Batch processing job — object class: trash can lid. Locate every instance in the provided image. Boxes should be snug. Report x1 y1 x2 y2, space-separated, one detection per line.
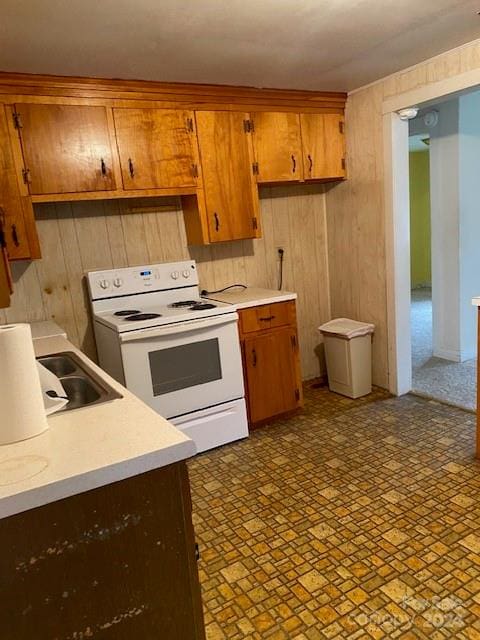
318 318 375 339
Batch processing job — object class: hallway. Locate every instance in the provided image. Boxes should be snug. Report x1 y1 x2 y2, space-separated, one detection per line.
411 288 476 411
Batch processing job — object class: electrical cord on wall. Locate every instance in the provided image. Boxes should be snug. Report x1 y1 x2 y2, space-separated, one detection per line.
201 284 247 297
278 248 284 290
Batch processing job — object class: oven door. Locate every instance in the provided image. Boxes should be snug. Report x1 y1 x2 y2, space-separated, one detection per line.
119 313 244 419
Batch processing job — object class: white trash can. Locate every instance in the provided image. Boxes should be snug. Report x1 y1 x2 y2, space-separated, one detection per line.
319 318 375 399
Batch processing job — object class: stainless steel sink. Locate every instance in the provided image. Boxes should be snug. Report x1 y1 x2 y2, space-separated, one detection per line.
37 351 122 412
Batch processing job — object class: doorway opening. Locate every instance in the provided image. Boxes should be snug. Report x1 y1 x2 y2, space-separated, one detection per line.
407 95 478 411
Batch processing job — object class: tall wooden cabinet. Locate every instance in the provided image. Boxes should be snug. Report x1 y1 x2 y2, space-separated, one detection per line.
194 111 260 242
113 108 200 190
239 300 303 425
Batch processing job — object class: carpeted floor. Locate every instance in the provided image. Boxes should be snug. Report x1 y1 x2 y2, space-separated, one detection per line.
189 385 480 639
411 288 476 411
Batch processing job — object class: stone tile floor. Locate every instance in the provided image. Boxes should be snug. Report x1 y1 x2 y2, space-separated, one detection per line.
188 384 480 639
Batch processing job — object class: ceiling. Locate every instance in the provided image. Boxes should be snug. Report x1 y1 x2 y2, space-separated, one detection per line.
1 1 480 92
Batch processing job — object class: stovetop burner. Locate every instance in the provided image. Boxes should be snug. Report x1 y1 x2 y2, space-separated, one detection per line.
114 309 141 317
190 303 217 311
169 300 198 308
125 313 162 321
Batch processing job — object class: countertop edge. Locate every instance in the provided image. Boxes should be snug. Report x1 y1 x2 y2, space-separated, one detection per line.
0 441 195 520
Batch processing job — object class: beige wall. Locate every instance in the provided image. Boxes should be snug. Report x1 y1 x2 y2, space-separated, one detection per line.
325 39 480 388
0 184 330 380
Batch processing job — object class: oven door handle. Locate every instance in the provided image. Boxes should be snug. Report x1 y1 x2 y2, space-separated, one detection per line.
119 313 238 343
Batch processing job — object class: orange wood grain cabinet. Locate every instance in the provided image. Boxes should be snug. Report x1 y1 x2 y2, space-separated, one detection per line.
251 112 303 183
194 111 260 242
0 107 40 260
14 103 117 195
300 113 346 180
239 301 303 425
0 248 11 308
113 108 200 190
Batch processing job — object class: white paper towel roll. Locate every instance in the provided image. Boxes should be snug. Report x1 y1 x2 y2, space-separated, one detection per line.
0 323 49 445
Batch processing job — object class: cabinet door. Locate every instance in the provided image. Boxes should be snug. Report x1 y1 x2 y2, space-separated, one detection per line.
300 113 346 180
0 245 11 308
15 103 116 194
0 107 39 259
251 112 303 182
244 327 300 423
113 108 199 190
195 111 260 242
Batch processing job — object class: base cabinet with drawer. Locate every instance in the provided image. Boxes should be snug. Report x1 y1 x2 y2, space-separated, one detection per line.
238 300 303 425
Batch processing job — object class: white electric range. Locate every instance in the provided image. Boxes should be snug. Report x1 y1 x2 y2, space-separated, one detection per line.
87 260 248 453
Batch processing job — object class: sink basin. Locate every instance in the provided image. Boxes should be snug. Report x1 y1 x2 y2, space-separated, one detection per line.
37 351 122 413
39 355 76 377
60 376 101 410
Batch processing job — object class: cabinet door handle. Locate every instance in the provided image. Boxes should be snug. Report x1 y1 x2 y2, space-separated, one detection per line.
100 158 107 176
308 154 313 173
259 315 275 321
11 224 19 247
128 158 135 178
291 154 296 174
214 212 220 232
252 348 257 367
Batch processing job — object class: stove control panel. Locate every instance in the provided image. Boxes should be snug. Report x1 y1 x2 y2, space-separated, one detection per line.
87 261 199 300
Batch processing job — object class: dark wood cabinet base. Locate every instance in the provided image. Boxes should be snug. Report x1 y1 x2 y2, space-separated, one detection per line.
0 461 205 640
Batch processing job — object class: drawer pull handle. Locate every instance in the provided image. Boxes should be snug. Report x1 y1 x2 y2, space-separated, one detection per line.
308 154 313 173
100 158 107 176
252 348 257 367
214 212 220 232
259 315 275 321
128 158 135 178
11 224 19 247
291 154 296 173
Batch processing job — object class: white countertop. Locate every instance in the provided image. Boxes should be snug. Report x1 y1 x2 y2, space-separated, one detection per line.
207 287 296 309
0 326 196 519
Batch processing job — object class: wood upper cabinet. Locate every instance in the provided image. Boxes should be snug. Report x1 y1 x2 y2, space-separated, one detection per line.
251 112 303 183
0 246 11 308
194 111 260 242
14 103 116 195
113 108 199 190
300 113 346 180
0 106 40 260
239 300 303 425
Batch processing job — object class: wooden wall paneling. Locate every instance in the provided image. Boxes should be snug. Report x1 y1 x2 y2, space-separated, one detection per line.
103 199 129 268
119 208 150 267
53 202 95 357
286 186 325 379
257 188 279 289
31 204 80 344
4 260 46 324
460 41 480 73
